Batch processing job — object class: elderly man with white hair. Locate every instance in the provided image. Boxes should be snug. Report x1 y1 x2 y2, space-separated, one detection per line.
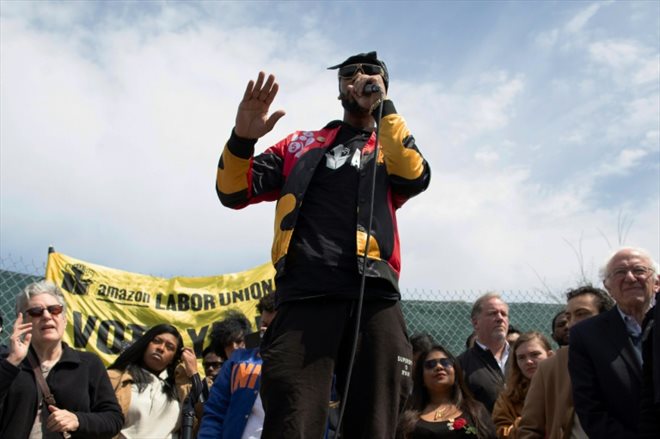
568 247 659 439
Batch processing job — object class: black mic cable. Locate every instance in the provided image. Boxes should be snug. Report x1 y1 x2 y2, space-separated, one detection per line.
335 96 384 438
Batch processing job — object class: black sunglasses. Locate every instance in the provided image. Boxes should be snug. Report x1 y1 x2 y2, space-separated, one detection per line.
203 361 223 369
338 63 384 79
24 304 64 318
424 357 454 370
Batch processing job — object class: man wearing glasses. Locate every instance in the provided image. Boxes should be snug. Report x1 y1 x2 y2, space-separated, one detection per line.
215 51 430 437
568 247 659 439
201 347 223 382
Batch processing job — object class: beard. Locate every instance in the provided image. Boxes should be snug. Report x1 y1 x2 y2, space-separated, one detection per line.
340 93 369 116
492 328 507 342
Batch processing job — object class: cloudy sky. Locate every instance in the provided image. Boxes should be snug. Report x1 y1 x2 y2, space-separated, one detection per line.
1 1 658 301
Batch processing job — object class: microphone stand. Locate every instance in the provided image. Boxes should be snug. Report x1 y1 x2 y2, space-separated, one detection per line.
335 97 384 438
180 373 205 439
180 396 195 439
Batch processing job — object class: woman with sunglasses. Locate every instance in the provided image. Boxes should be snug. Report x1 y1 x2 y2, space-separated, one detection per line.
398 345 496 438
0 280 123 438
492 332 552 438
107 323 199 439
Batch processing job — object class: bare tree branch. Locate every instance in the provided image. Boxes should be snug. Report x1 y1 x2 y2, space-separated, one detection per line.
597 228 613 250
564 232 589 285
527 264 563 303
617 210 634 245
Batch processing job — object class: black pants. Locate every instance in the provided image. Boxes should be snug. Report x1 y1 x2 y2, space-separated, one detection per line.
260 298 413 439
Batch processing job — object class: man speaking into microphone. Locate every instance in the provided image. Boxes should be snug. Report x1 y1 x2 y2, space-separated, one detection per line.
215 51 431 438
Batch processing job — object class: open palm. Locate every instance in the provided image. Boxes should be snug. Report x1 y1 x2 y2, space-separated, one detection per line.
7 313 32 366
234 71 285 139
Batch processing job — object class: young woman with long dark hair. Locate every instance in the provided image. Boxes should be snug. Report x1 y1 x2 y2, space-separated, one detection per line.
398 344 496 438
107 324 198 439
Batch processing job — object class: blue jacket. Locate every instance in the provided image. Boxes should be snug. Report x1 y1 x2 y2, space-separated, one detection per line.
198 348 262 439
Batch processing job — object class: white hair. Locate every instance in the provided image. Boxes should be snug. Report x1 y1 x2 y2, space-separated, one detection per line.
15 280 66 314
599 247 660 281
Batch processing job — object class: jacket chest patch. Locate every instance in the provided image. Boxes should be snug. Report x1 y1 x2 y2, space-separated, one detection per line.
230 363 262 392
325 144 361 170
288 132 317 157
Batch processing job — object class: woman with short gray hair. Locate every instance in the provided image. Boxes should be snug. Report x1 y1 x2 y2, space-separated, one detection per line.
0 280 123 438
14 280 66 316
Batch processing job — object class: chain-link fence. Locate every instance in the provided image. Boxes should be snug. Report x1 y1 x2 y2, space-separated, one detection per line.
0 255 564 357
0 255 47 334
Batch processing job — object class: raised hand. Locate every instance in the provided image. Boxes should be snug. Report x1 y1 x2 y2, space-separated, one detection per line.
235 71 286 139
7 313 32 367
181 347 199 378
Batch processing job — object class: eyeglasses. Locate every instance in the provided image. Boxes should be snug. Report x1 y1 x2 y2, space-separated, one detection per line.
24 304 64 318
607 265 655 281
424 358 454 370
338 63 384 79
203 361 223 369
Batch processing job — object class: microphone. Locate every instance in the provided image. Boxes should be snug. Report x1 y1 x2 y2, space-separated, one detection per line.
364 83 380 94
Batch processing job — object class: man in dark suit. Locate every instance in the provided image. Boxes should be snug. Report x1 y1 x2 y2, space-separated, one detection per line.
0 313 8 358
458 292 510 413
638 293 659 438
569 247 659 439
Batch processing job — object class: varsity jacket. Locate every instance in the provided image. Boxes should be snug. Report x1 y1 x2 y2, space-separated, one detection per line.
198 348 262 439
216 100 431 293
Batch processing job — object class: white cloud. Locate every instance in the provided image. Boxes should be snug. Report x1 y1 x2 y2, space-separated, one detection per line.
577 79 596 94
618 148 649 169
535 29 559 49
565 3 602 34
476 76 525 128
1 2 657 297
561 132 585 144
634 56 660 85
589 39 643 68
643 130 660 148
596 148 648 177
0 1 90 29
398 162 658 294
475 150 499 164
587 38 659 88
533 2 604 50
605 94 660 144
396 73 525 159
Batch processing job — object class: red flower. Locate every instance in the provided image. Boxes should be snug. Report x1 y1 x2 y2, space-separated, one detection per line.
452 418 467 430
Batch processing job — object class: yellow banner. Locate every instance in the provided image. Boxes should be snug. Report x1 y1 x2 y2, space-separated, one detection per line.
45 252 276 366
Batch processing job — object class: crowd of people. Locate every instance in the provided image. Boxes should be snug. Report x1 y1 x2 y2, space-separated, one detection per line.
1 50 658 438
0 246 657 438
0 280 276 438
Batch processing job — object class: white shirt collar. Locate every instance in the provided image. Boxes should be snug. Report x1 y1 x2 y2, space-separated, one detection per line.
475 339 510 373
